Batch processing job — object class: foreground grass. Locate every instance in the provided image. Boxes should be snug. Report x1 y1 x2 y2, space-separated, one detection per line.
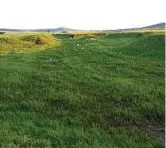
0 31 165 147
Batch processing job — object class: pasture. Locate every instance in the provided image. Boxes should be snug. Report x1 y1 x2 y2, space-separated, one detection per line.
0 30 165 147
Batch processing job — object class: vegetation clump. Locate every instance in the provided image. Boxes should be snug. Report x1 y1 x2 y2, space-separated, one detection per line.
0 32 5 34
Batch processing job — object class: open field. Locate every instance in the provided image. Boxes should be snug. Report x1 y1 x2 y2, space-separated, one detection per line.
0 30 165 147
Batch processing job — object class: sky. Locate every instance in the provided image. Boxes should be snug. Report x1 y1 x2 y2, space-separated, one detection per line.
0 0 165 30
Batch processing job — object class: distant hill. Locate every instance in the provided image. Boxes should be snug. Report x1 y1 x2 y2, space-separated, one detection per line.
0 27 77 33
143 23 165 29
29 27 77 32
0 28 23 32
0 23 165 32
105 22 165 32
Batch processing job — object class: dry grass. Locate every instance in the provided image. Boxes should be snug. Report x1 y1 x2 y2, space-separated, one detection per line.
0 33 60 55
122 29 165 34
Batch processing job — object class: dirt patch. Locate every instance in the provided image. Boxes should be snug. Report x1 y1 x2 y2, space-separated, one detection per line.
141 125 165 141
106 118 165 141
35 38 43 45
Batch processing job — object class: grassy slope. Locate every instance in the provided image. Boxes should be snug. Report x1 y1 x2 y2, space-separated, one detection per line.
0 33 60 55
0 31 165 147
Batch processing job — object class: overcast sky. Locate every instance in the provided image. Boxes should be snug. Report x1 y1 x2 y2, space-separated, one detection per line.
0 0 165 30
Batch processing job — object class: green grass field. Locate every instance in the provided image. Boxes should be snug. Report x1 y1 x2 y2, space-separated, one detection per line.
0 31 165 147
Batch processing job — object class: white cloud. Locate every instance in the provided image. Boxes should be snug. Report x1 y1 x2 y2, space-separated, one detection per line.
0 0 165 29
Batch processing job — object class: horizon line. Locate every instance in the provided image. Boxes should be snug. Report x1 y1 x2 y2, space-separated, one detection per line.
0 22 165 31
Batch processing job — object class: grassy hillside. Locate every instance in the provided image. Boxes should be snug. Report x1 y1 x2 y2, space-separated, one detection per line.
0 33 60 55
0 30 165 147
